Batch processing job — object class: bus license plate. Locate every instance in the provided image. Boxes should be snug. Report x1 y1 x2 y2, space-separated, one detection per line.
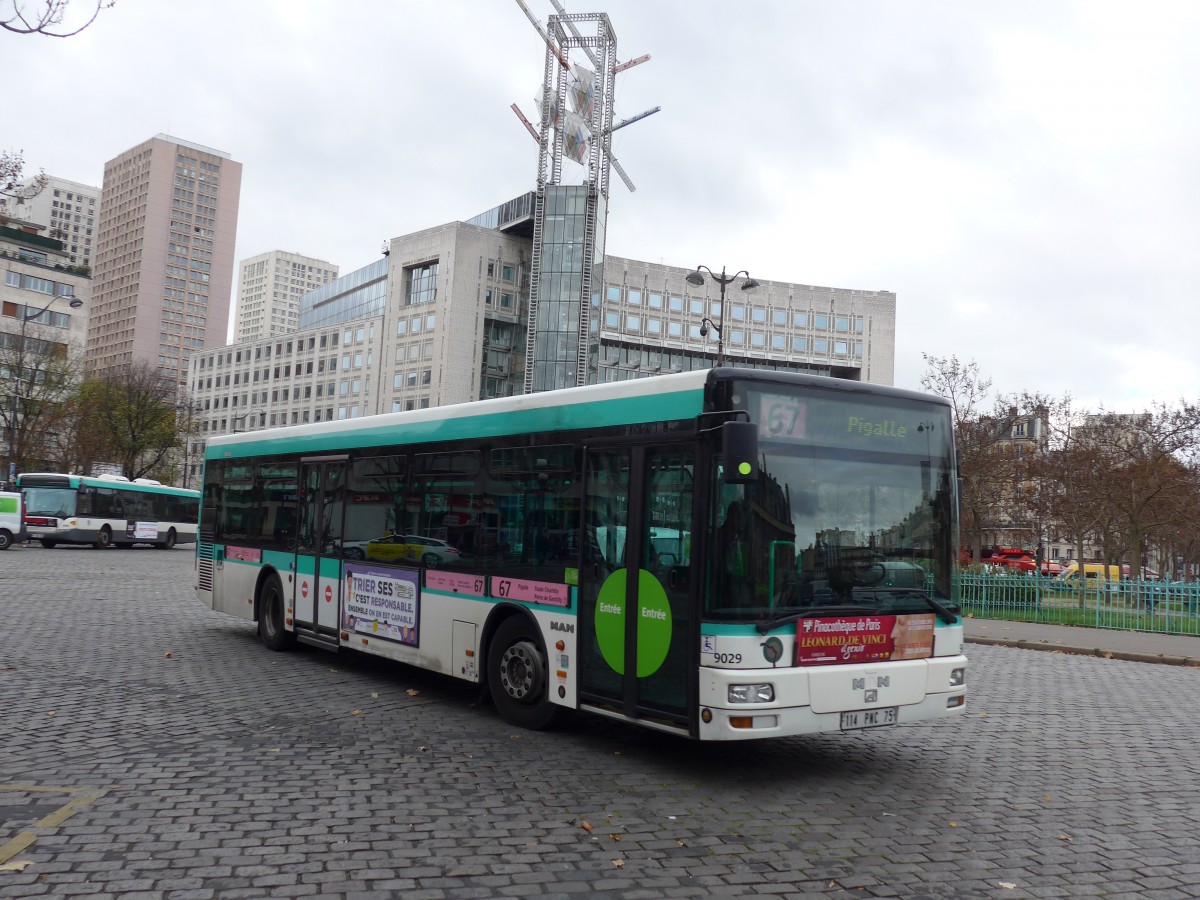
840 707 898 730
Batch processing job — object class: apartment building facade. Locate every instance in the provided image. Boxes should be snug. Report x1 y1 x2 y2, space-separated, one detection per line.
1 221 91 475
0 176 101 271
234 250 338 343
86 134 242 391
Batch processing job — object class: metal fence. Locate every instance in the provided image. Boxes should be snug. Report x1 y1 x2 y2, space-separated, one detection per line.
955 571 1200 637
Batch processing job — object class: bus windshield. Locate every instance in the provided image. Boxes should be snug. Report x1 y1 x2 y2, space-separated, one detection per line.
707 384 957 623
23 487 76 518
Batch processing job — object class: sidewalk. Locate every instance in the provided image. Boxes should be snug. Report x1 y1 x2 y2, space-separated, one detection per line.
963 617 1200 666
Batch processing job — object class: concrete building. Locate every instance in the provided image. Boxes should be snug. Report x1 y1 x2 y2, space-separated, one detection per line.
1 219 91 476
234 250 338 343
86 134 242 392
0 176 100 271
184 201 896 485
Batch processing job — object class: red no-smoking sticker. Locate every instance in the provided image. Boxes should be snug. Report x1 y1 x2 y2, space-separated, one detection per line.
324 585 333 603
301 581 309 599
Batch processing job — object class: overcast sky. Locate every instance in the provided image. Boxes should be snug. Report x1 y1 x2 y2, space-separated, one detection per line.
7 0 1199 411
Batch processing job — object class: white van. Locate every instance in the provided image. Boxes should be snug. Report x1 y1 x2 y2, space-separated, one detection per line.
0 490 26 550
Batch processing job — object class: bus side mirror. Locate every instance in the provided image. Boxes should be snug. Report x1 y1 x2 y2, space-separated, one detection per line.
723 421 759 484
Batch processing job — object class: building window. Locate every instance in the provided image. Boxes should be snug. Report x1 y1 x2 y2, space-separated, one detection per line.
406 261 439 305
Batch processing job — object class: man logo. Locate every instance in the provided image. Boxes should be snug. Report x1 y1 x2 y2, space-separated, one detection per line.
550 620 574 634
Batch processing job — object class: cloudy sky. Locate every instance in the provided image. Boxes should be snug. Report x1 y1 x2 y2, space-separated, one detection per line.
6 0 1199 411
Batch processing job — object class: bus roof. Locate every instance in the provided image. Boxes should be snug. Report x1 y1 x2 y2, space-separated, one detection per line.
204 367 950 462
18 472 199 498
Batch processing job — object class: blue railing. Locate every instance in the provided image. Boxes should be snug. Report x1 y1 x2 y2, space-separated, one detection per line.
955 572 1200 636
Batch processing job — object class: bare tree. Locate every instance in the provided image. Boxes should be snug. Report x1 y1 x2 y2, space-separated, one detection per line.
1 0 113 37
1 149 48 217
0 320 83 475
920 353 1029 558
1077 404 1200 580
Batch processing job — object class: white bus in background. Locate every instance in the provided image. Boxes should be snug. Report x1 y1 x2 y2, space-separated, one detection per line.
17 472 200 549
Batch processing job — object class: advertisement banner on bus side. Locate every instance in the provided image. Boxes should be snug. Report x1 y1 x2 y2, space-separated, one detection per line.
342 563 420 646
794 614 935 666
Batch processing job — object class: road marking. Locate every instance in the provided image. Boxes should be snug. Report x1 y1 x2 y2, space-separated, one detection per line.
0 785 116 865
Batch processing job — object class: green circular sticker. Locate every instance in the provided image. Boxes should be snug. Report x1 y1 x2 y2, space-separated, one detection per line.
738 461 752 475
594 568 673 677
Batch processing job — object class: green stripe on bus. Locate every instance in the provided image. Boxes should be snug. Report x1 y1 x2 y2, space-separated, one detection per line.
206 388 704 460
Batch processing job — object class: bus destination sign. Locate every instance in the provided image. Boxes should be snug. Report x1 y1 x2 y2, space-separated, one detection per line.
756 392 939 452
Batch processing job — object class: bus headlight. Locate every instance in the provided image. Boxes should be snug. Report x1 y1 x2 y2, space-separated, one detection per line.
949 668 966 687
728 683 775 704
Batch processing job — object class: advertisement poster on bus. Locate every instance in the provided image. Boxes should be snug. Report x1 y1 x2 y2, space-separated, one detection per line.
342 563 420 646
794 614 935 666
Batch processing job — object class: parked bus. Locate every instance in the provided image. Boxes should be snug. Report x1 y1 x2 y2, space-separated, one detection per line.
17 472 200 549
197 368 966 740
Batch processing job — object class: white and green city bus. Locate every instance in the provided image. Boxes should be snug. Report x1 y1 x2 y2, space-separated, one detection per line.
197 368 967 740
17 473 200 549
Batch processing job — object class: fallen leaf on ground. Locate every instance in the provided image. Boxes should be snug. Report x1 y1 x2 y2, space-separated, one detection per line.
581 820 593 832
406 689 420 697
1059 834 1073 842
0 861 31 872
612 859 624 868
610 834 621 841
998 883 1017 890
351 709 362 715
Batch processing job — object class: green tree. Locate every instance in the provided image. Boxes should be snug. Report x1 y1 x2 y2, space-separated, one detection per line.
77 361 182 479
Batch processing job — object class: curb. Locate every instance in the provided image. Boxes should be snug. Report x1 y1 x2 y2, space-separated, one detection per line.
965 636 1200 667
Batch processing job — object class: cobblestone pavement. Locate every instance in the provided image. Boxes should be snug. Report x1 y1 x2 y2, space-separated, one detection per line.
2 545 1200 899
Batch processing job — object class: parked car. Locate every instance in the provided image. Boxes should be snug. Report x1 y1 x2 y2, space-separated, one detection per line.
401 534 465 568
341 533 464 567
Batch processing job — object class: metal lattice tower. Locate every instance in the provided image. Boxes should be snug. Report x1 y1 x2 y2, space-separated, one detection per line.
521 10 618 394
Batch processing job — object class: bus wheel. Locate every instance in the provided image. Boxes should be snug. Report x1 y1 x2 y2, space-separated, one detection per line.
40 540 56 549
0 529 11 551
93 526 113 549
258 574 295 651
156 529 177 550
487 615 562 730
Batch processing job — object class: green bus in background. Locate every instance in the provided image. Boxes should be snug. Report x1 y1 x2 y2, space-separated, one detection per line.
17 473 199 549
197 368 967 740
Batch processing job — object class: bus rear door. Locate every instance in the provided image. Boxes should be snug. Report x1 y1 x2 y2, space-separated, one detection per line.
294 457 347 648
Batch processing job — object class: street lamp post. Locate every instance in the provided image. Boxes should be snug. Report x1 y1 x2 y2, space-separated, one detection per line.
684 265 759 367
5 294 83 483
230 408 266 434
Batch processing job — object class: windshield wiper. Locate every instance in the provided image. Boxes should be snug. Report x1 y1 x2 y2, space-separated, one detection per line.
853 587 959 625
755 605 878 635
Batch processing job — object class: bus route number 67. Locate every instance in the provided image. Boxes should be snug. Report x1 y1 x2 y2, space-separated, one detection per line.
762 395 807 440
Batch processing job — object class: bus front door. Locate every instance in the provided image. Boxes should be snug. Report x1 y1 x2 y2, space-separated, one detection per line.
578 447 694 730
294 457 347 647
